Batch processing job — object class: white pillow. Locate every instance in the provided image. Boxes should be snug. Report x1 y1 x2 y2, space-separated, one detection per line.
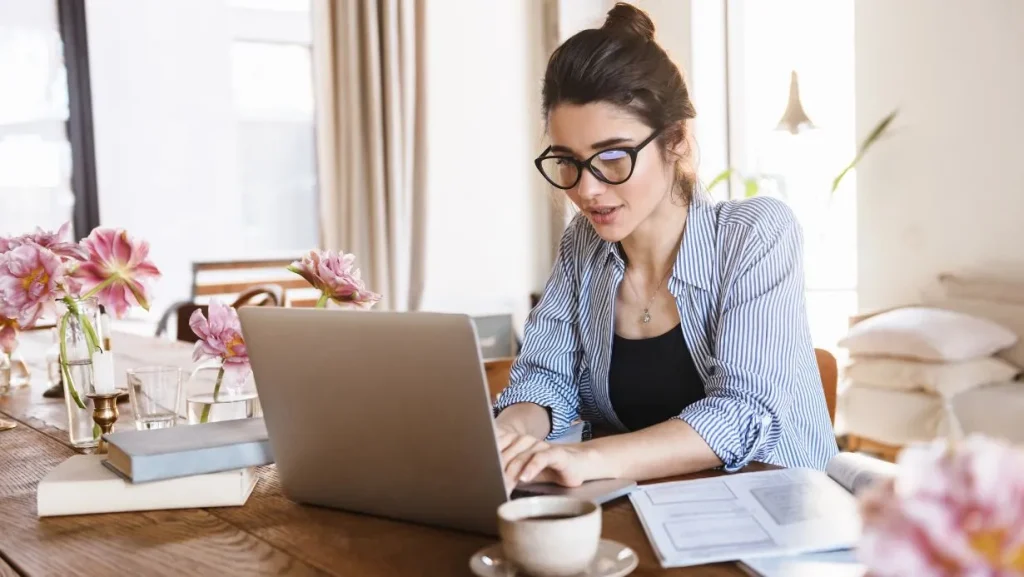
838 306 1018 362
844 356 1021 398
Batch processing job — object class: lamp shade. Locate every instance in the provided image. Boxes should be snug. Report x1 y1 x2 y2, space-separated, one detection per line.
776 70 815 134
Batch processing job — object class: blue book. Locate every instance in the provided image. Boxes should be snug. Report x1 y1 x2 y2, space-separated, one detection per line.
103 418 274 483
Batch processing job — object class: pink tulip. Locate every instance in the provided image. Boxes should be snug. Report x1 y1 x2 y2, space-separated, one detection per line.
11 222 88 262
74 228 161 318
858 435 1024 576
288 249 381 308
188 300 249 367
0 243 69 327
0 317 17 355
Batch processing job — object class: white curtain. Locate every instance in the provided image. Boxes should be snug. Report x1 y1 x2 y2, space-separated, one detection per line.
311 0 428 311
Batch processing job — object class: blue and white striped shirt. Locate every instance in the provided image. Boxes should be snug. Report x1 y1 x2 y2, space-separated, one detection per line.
494 192 838 472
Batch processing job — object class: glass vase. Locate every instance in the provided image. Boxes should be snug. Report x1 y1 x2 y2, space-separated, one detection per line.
57 297 105 448
8 349 30 388
0 352 10 396
185 360 260 425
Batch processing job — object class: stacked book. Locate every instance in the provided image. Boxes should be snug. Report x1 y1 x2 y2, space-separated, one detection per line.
37 418 274 517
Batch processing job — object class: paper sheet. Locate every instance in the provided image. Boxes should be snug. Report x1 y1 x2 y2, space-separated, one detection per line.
629 468 862 568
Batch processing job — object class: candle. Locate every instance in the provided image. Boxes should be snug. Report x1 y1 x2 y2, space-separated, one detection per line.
92 350 117 393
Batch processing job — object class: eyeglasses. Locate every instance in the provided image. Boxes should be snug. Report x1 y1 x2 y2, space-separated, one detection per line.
534 128 663 190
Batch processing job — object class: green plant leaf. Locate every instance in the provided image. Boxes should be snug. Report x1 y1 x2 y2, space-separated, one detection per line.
707 168 734 191
744 178 759 198
831 108 899 195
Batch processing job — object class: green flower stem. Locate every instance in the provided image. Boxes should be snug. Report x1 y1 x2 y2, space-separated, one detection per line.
199 366 225 424
57 297 103 412
57 313 86 410
315 294 329 308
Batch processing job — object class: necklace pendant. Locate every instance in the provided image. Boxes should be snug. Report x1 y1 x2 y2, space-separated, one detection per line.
642 309 651 324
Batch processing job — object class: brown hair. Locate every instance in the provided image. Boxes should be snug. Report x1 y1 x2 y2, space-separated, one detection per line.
541 2 696 202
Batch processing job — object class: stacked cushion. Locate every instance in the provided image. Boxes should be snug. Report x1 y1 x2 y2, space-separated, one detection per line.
838 306 1020 399
837 305 1022 446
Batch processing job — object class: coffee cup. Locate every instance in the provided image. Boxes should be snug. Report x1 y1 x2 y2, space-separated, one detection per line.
496 495 601 577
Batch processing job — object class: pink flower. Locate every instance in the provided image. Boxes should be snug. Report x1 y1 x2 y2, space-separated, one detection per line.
0 237 11 254
858 435 1024 576
0 317 18 355
188 300 249 367
74 228 161 318
0 243 69 327
288 249 381 308
13 222 88 261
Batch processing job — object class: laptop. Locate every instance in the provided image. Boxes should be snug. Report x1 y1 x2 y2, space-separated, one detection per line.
237 307 635 536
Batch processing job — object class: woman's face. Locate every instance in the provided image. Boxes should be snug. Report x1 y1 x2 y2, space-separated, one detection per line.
546 101 676 242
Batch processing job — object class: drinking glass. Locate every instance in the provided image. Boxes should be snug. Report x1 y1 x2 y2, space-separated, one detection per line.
126 367 183 430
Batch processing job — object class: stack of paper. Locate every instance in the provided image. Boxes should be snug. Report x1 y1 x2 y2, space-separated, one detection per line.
628 468 863 569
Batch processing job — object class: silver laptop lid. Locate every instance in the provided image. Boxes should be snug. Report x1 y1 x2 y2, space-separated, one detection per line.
238 307 509 535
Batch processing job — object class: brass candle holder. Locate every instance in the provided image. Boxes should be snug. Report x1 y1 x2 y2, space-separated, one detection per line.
86 391 122 454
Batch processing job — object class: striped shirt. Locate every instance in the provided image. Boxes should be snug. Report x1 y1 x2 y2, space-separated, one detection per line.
494 191 838 472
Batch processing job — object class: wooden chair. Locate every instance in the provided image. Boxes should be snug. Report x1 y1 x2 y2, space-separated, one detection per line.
814 348 838 425
484 349 842 425
156 285 284 343
484 358 515 402
190 257 318 307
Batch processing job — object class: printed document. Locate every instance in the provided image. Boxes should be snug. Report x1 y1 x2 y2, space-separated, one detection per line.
630 467 865 568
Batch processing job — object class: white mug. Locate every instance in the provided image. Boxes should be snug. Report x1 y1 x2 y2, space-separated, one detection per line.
497 495 602 577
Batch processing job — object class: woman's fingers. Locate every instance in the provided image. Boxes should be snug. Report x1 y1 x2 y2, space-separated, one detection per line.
519 449 562 483
496 428 518 451
500 435 539 466
504 439 549 486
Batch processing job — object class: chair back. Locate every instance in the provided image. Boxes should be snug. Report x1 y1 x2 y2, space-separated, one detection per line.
190 257 317 306
484 347 842 422
814 348 838 425
162 285 284 344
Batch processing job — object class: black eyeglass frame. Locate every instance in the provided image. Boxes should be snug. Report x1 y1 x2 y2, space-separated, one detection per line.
534 128 664 190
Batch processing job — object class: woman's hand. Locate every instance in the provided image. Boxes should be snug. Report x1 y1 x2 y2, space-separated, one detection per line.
496 429 615 488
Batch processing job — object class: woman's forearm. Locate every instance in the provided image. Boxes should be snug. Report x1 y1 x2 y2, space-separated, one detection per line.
495 402 552 440
587 419 723 481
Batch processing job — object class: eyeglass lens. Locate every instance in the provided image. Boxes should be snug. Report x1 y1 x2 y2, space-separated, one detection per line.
538 148 634 189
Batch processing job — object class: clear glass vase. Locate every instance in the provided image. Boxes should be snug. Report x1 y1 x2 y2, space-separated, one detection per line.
0 352 10 396
7 349 30 388
185 360 260 425
57 297 105 448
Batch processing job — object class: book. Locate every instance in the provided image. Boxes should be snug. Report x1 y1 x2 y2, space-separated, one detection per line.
103 417 273 483
37 454 258 517
629 452 896 569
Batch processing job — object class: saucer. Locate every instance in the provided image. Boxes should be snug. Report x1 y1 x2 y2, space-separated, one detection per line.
469 539 638 577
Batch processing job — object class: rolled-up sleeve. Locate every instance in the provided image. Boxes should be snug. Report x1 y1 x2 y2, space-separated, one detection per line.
678 209 810 471
493 227 582 440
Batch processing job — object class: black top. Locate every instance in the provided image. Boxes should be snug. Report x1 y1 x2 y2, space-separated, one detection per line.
608 324 706 432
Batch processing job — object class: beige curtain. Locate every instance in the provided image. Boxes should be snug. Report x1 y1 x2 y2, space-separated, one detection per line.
312 0 427 311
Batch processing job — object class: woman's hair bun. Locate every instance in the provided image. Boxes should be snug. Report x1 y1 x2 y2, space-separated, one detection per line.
601 2 655 42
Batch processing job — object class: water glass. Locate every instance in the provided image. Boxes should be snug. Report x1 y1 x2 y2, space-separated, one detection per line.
126 367 183 430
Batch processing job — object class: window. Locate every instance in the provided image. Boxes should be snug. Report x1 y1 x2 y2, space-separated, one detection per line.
231 40 318 255
0 0 74 237
721 0 857 355
84 0 319 327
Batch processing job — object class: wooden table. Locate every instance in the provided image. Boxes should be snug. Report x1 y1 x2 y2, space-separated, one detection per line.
0 331 761 576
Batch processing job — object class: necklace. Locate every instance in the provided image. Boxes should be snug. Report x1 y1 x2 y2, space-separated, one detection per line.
624 266 673 324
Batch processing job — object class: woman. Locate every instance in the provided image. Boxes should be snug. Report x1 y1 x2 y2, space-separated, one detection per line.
493 3 837 489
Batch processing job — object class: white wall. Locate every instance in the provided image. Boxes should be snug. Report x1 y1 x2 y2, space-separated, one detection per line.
418 0 551 330
856 0 1024 310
